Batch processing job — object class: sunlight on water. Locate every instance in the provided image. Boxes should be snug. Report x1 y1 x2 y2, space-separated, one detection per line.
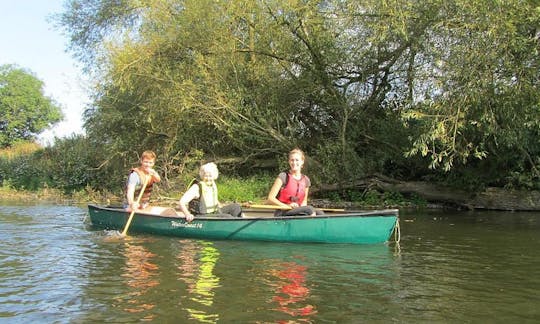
0 204 91 322
176 240 220 323
1 204 539 323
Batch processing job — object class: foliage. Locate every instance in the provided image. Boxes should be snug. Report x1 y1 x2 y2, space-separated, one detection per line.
44 135 100 192
0 65 63 148
46 0 540 192
401 1 540 173
217 174 275 203
0 141 41 159
327 188 427 208
0 135 120 194
0 151 51 191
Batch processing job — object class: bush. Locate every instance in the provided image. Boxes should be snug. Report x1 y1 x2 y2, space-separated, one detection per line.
218 174 274 203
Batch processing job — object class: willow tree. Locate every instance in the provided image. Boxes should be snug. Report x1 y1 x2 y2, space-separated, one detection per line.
400 1 540 189
398 1 540 174
59 0 540 189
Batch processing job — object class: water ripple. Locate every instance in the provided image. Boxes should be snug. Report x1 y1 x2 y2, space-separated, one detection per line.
1 205 540 322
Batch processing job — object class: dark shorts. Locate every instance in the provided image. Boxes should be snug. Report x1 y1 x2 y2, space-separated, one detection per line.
197 203 243 218
274 206 324 216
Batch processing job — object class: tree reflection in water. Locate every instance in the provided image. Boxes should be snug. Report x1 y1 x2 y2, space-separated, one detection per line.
177 240 220 323
269 260 317 321
117 241 159 321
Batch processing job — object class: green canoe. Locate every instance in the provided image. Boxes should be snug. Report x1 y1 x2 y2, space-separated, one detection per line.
87 204 399 244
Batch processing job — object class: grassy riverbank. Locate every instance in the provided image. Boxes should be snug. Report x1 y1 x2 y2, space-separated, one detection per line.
0 186 87 205
0 173 426 209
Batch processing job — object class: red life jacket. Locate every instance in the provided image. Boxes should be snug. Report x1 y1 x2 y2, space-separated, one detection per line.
277 172 309 204
129 168 156 205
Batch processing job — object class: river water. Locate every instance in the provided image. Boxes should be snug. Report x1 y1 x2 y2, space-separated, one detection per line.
1 202 539 323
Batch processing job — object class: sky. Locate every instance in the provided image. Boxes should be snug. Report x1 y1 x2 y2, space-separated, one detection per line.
0 0 88 146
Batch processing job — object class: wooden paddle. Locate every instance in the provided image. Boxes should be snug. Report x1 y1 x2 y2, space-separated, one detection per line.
121 175 149 236
245 203 345 212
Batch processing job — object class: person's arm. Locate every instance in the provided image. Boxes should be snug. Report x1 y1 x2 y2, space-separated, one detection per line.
126 184 136 211
267 177 291 208
125 173 139 211
213 182 222 208
301 187 309 206
301 175 311 206
178 184 199 221
148 169 161 183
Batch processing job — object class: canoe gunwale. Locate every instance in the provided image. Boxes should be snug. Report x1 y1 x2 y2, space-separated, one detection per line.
88 204 399 221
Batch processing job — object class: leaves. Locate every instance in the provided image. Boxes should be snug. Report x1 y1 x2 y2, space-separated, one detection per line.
56 0 540 190
0 65 63 147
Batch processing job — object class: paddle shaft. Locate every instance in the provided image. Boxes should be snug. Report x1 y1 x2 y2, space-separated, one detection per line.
121 176 149 236
246 204 345 212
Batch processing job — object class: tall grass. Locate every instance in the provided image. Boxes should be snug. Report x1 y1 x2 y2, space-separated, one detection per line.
0 142 41 159
217 174 275 203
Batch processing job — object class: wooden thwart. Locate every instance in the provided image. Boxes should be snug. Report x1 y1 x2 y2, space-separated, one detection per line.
245 203 345 212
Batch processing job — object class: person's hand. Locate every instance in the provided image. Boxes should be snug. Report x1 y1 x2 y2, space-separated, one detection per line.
127 202 139 212
185 213 194 222
290 202 299 208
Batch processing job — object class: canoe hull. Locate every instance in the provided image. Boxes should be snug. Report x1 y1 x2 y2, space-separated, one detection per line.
87 204 398 244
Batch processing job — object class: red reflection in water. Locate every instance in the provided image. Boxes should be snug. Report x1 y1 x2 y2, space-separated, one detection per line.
270 261 317 321
118 242 159 320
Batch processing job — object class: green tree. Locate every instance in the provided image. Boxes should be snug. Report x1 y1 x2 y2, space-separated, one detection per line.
400 1 540 172
0 64 63 147
58 0 540 190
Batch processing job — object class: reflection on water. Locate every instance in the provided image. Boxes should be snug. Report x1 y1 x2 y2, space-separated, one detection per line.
225 242 397 323
116 241 159 320
1 203 540 322
176 240 220 323
269 261 316 319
